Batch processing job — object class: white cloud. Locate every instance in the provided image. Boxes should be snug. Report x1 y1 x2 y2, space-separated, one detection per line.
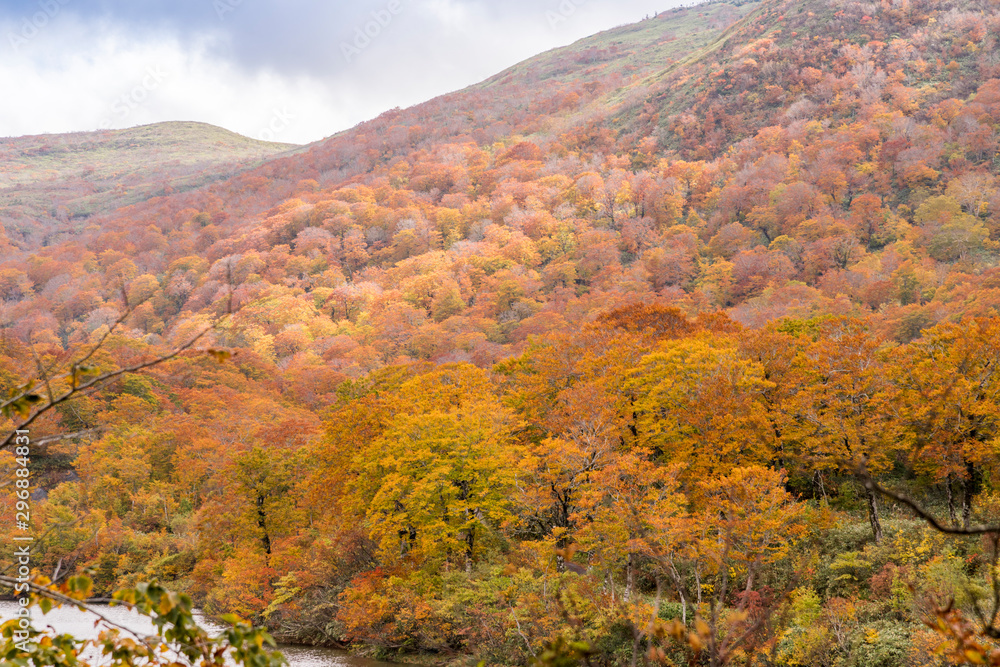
0 0 685 143
0 19 341 143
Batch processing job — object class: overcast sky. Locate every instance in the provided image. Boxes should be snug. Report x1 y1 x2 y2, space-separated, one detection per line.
0 0 689 144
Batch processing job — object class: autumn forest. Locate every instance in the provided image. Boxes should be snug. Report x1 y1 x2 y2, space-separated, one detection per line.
5 0 1000 664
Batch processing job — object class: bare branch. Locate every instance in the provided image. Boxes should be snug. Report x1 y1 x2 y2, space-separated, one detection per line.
861 474 1000 536
1 324 214 452
0 576 159 650
30 427 106 448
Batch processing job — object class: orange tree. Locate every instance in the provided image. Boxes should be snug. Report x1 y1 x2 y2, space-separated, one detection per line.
780 318 898 542
890 317 1000 528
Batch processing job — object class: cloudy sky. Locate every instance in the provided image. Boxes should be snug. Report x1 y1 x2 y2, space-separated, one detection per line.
0 0 686 144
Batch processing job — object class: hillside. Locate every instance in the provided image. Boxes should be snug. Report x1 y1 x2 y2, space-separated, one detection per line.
0 121 299 248
481 3 754 88
3 0 1000 664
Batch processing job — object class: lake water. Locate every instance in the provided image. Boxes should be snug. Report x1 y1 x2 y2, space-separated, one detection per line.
0 601 395 666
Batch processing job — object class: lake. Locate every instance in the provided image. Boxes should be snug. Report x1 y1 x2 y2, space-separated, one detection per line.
0 600 396 666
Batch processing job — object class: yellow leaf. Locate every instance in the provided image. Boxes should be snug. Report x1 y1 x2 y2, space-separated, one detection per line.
964 649 985 664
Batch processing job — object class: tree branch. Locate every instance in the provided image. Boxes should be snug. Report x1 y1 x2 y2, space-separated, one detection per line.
860 473 1000 536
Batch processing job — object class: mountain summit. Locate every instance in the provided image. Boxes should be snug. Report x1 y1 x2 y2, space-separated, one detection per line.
0 121 297 247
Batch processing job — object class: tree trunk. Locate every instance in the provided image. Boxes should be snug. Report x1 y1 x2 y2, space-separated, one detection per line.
963 460 982 530
465 525 475 574
815 470 828 504
667 559 688 625
256 494 271 555
630 577 662 667
625 551 635 602
946 474 958 528
865 485 883 544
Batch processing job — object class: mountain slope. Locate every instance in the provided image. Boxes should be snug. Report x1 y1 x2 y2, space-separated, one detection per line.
480 3 755 89
0 121 299 247
3 0 997 350
4 0 1000 660
615 0 999 157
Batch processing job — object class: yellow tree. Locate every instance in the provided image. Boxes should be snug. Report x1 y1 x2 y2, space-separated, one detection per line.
689 466 809 667
623 467 809 667
628 333 775 483
573 455 688 667
304 364 421 522
575 454 685 603
351 364 518 571
513 380 627 554
498 305 726 558
890 318 1000 528
782 318 896 542
737 324 810 489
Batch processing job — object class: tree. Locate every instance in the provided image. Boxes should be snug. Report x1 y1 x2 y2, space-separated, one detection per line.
498 305 718 557
914 196 991 262
687 466 809 667
348 364 517 571
629 333 775 482
232 447 294 557
0 294 284 664
891 318 1000 528
576 455 684 604
945 172 996 218
1 298 219 455
514 379 628 561
782 319 896 542
849 193 891 250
